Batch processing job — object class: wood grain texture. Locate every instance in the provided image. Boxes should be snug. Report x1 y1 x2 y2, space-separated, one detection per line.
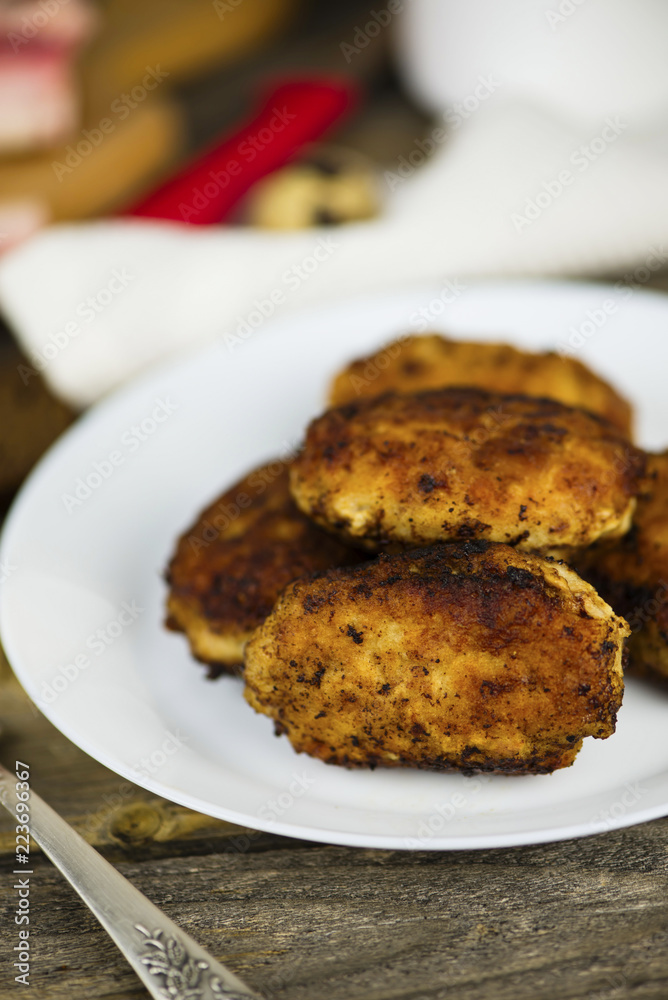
3 651 668 1000
2 826 668 999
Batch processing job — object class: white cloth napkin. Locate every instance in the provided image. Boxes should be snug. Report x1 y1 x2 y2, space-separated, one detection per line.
2 100 668 407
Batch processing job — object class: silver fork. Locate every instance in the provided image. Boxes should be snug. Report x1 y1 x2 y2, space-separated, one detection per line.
0 761 261 1000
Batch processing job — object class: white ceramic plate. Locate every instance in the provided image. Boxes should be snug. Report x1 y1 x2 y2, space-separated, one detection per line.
2 281 668 851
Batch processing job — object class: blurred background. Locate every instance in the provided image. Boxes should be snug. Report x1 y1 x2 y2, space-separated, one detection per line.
1 0 668 515
0 0 425 513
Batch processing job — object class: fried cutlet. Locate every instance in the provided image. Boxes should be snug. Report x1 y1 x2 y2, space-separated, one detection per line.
290 388 644 555
244 541 628 774
575 451 668 679
329 334 633 437
166 461 360 676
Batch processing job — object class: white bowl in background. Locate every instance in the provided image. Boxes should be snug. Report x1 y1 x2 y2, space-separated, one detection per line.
394 0 668 131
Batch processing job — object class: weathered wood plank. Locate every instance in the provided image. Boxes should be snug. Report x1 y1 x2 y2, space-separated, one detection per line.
2 832 668 1000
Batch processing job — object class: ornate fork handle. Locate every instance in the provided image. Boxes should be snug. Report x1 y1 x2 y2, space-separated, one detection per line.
0 762 260 1000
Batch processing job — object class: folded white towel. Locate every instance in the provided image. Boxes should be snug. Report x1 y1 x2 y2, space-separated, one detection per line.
2 100 667 407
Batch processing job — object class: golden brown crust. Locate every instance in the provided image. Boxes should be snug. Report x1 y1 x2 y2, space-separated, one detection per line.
329 333 633 437
244 541 628 774
290 388 645 555
574 451 668 678
166 461 361 676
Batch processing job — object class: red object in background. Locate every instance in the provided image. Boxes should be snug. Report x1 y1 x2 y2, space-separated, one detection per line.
125 78 358 225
